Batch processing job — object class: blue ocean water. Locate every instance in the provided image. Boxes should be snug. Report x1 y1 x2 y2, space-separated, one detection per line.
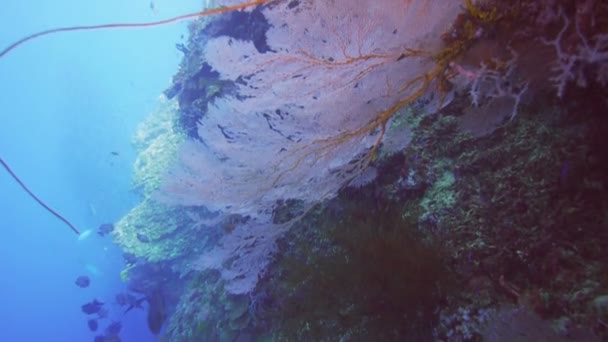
0 1 199 340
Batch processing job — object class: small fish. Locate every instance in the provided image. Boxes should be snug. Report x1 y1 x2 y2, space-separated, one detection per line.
149 1 158 15
106 321 123 335
115 293 128 306
136 233 150 243
88 319 98 332
97 223 115 237
81 299 104 315
122 253 138 265
77 229 93 241
124 294 146 313
115 293 142 308
110 151 119 156
75 275 90 288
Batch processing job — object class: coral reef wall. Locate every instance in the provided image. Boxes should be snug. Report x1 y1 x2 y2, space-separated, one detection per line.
112 0 608 340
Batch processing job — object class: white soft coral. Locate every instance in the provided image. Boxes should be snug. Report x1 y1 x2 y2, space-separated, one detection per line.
541 6 608 97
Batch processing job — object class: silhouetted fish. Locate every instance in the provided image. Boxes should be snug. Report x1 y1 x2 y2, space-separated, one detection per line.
115 293 128 306
81 299 104 315
97 223 114 237
117 292 141 311
87 319 98 332
122 253 137 265
106 321 122 335
75 275 90 288
136 233 150 243
149 1 157 15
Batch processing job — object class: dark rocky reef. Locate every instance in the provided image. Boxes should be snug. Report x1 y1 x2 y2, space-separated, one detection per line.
164 7 272 139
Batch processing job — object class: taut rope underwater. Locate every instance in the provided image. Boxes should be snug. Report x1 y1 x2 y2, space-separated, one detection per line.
0 0 270 58
0 0 270 234
0 157 80 235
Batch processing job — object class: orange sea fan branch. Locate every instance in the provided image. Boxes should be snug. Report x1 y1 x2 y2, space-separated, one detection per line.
0 0 272 59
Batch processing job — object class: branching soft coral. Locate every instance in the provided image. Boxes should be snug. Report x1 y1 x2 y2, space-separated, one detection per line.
540 6 608 97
